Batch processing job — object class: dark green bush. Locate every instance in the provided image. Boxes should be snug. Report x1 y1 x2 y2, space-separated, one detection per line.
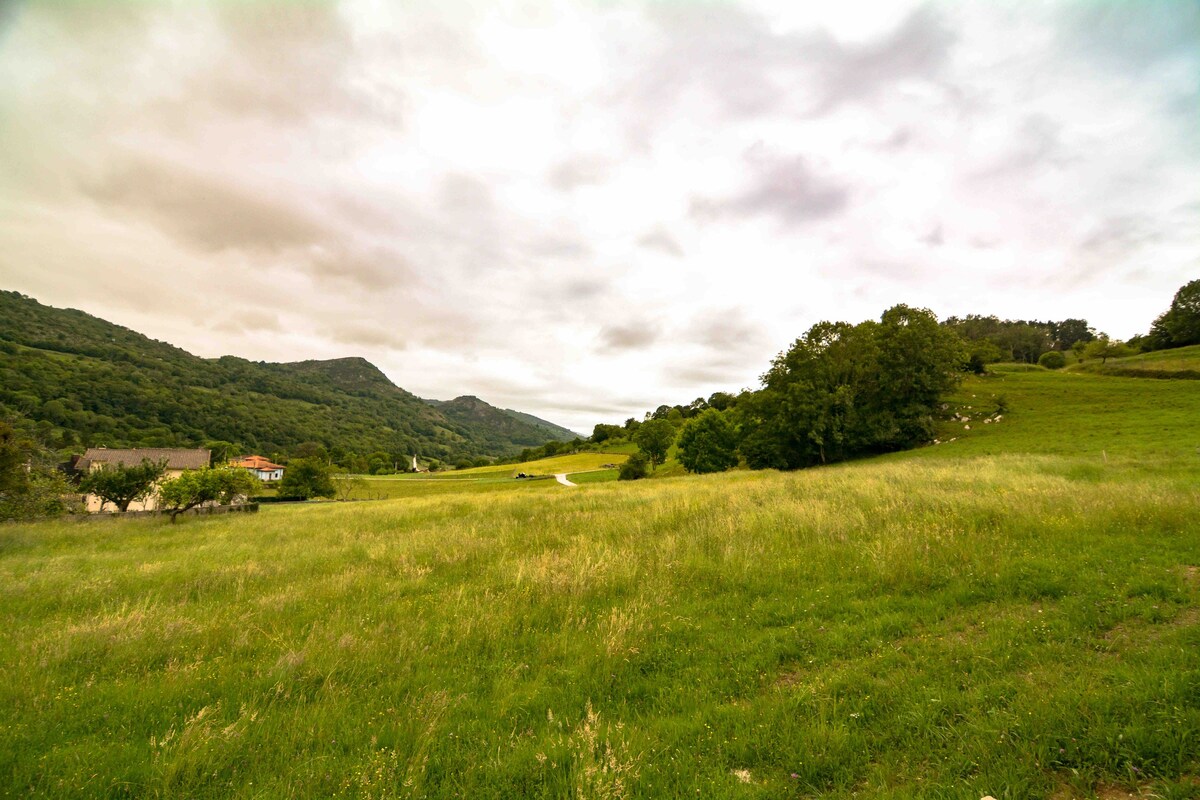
1038 350 1067 370
618 451 650 481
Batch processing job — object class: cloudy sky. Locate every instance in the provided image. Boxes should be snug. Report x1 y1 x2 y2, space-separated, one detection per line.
1 0 1197 432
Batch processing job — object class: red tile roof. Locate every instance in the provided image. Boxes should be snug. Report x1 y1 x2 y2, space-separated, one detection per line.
231 455 285 471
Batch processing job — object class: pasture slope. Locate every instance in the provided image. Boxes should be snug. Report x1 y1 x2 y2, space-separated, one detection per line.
1 366 1198 799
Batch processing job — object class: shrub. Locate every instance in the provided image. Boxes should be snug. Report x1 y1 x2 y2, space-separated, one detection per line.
1038 351 1067 370
618 452 650 481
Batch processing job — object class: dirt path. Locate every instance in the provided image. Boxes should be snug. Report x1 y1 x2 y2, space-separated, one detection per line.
554 473 577 487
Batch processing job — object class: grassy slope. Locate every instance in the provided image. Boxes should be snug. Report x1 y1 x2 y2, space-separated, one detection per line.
902 364 1199 463
1068 344 1200 380
1 369 1199 799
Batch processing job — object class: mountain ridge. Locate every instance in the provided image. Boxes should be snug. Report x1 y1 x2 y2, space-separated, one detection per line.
0 290 576 462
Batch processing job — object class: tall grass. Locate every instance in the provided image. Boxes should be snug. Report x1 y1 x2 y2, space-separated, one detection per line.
2 453 1198 798
1 368 1198 798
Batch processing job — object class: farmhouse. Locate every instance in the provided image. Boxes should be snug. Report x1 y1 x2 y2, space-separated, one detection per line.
78 447 211 512
230 455 285 482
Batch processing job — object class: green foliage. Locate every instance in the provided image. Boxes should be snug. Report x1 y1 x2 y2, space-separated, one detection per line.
632 418 675 467
676 409 739 474
158 467 258 521
966 339 1004 374
1037 350 1067 370
0 420 77 521
1083 337 1135 365
590 423 622 443
1147 278 1200 350
291 441 328 461
1052 318 1096 350
79 459 166 512
203 440 241 466
0 420 33 499
943 314 1094 363
277 458 336 500
741 305 965 469
0 291 573 464
617 451 650 480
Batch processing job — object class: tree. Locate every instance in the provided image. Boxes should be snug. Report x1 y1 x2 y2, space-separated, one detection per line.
617 451 650 481
591 423 622 443
707 392 736 411
0 419 77 521
158 467 257 522
0 421 34 501
1083 337 1134 365
676 410 739 474
1147 279 1200 350
292 441 329 461
204 440 241 466
277 457 336 500
80 459 166 512
1052 318 1095 350
633 418 675 468
739 306 965 470
333 474 367 502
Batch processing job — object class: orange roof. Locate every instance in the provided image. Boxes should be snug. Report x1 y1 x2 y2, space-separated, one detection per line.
230 455 285 470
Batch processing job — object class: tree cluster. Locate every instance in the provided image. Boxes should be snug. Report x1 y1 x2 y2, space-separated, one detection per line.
1144 279 1200 351
594 305 968 478
0 418 78 521
942 315 1096 367
738 305 965 470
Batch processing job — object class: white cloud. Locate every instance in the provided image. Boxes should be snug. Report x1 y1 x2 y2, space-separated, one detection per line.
0 0 1197 432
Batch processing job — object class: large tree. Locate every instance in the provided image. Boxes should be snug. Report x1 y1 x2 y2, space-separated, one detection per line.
676 410 739 474
0 419 76 521
277 457 336 500
1148 279 1200 350
158 467 258 522
80 459 166 512
1083 337 1134 365
632 418 676 468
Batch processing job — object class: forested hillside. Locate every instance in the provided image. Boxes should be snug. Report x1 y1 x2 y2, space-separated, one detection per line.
0 291 573 463
427 395 581 450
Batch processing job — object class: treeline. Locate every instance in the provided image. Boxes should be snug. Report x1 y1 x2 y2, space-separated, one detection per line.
585 304 967 479
943 316 1097 368
1136 279 1200 352
585 278 1198 478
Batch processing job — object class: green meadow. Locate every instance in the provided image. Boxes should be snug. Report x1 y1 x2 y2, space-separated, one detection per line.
339 453 631 500
2 368 1199 799
1069 344 1200 381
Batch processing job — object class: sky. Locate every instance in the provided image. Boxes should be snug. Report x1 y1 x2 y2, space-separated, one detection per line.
0 0 1197 433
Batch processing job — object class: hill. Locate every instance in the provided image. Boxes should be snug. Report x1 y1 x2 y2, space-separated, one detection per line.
1068 343 1200 380
425 395 579 452
0 291 572 462
1 363 1198 797
496 406 581 442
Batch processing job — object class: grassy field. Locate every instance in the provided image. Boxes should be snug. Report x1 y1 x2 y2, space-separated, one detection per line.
411 453 629 479
1 368 1199 798
336 452 630 500
1069 344 1200 380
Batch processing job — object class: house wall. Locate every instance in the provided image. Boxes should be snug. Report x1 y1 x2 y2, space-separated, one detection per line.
84 467 185 513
